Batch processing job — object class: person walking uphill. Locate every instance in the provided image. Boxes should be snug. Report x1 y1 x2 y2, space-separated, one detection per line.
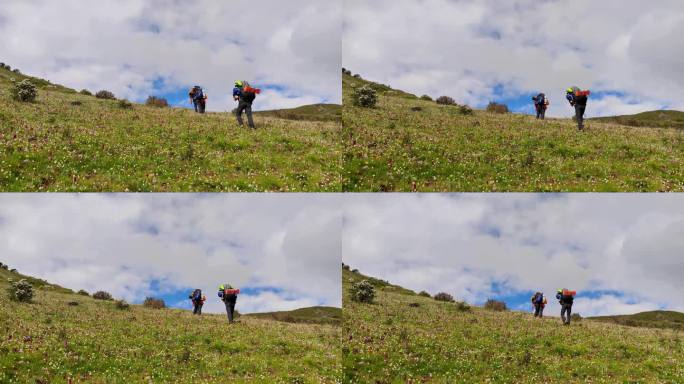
531 291 547 318
189 85 207 114
233 80 259 129
532 93 549 120
566 86 590 130
218 284 239 323
189 288 205 315
556 289 575 325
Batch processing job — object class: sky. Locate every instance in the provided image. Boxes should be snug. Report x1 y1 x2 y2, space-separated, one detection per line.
0 194 342 314
343 0 684 118
0 0 341 111
342 194 684 317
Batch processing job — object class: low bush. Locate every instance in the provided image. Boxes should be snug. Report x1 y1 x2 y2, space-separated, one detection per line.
80 89 92 96
115 300 130 310
411 106 423 112
143 297 166 309
420 95 433 101
436 96 456 105
93 291 113 301
456 301 471 312
408 302 420 308
484 299 508 311
434 292 455 302
95 90 116 100
486 102 509 114
68 301 79 306
418 291 431 298
10 79 38 102
0 262 6 269
77 289 89 296
349 280 375 303
351 85 378 108
146 96 168 108
7 279 34 302
118 99 133 109
459 105 474 115
571 313 582 322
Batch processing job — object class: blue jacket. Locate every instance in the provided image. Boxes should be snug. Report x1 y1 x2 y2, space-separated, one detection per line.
233 87 242 98
191 87 204 102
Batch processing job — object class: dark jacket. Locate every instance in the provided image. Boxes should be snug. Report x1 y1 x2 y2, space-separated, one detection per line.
566 92 587 106
556 293 574 305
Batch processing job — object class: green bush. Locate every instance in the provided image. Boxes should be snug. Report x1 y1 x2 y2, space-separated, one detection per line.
486 102 509 114
77 289 89 296
434 292 455 302
571 313 582 322
93 291 113 301
7 279 34 302
459 105 474 115
118 99 133 109
0 262 6 270
342 263 350 270
80 89 92 96
143 297 166 309
10 79 38 102
95 90 116 100
418 291 431 298
456 301 471 312
146 96 168 108
351 85 378 108
484 299 508 311
115 300 130 310
436 96 456 105
349 280 375 303
420 95 432 101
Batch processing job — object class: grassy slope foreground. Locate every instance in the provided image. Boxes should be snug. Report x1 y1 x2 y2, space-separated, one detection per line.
343 73 684 191
0 67 341 192
0 268 341 383
342 268 684 383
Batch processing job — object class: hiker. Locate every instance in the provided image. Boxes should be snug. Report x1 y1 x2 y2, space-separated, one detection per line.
532 93 549 120
189 85 207 114
556 288 575 325
233 80 259 129
218 284 239 323
530 291 547 318
566 87 590 130
189 288 205 315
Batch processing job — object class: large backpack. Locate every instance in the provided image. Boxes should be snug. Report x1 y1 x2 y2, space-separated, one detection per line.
191 289 202 301
536 93 545 105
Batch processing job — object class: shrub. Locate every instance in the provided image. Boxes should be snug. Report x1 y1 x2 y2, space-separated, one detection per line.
436 96 456 105
95 90 116 100
344 69 352 76
349 280 375 303
146 96 168 108
408 302 420 308
118 99 133 109
351 85 378 108
7 279 34 302
67 301 79 306
92 291 113 301
434 292 455 302
77 289 89 296
342 264 350 270
70 100 82 106
10 79 38 102
12 68 20 74
486 102 509 114
484 299 508 311
456 301 471 311
411 106 423 112
420 95 433 101
459 105 474 115
0 262 5 269
143 297 166 309
353 74 361 79
115 300 130 310
10 269 17 273
571 313 582 322
80 89 92 96
0 63 5 69
351 269 359 273
3 64 10 71
418 291 431 298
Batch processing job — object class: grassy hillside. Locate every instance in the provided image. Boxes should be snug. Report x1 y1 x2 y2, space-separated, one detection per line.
590 110 684 129
589 310 684 331
0 66 341 192
245 306 342 326
255 104 341 122
342 268 684 383
0 267 340 383
343 73 684 191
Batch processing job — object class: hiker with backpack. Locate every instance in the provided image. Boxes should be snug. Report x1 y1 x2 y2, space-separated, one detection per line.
189 85 207 114
530 291 547 318
556 288 575 325
532 93 549 120
189 288 206 315
233 80 260 129
566 86 590 130
218 284 239 323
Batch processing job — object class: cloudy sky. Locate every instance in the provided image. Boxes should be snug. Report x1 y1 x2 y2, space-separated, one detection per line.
342 194 684 317
0 0 341 111
0 194 341 314
344 0 684 117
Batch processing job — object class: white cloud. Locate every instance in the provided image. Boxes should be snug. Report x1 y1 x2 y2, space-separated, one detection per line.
342 194 684 316
343 0 684 117
0 194 342 313
0 0 341 111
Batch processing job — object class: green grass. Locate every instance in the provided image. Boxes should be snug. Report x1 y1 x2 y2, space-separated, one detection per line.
343 73 684 191
589 310 684 331
245 306 342 326
342 268 684 383
590 110 684 129
255 104 341 122
0 67 342 192
0 268 341 383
